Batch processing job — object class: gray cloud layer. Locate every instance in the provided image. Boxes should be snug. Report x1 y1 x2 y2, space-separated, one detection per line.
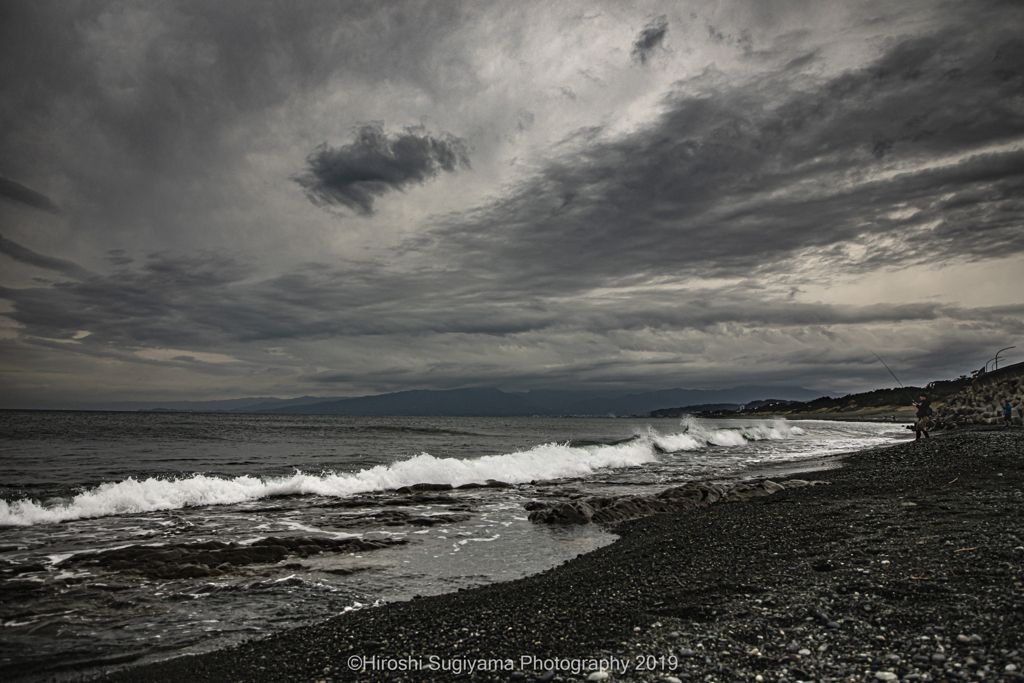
295 124 470 215
0 177 61 213
0 1 1022 406
418 26 1024 296
0 234 91 280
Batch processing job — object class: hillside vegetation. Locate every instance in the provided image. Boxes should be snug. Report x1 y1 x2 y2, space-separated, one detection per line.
736 376 974 416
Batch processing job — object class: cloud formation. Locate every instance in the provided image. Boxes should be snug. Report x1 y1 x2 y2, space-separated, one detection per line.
0 234 90 279
295 124 470 215
631 16 668 65
0 0 1022 408
0 177 60 213
2 239 1021 400
420 25 1024 296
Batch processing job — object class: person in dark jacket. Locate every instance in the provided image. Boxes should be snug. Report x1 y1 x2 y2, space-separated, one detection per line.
1006 402 1015 428
913 394 931 440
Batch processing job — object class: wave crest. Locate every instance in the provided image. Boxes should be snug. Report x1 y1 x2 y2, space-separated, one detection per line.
0 438 657 526
648 417 804 452
0 418 804 526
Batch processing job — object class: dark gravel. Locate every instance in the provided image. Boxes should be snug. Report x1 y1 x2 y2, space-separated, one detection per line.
92 428 1024 683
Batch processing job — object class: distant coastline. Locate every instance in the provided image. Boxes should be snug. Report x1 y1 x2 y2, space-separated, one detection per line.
12 385 824 417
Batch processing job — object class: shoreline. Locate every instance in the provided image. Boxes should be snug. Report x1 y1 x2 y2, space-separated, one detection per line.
89 428 1024 683
716 410 917 422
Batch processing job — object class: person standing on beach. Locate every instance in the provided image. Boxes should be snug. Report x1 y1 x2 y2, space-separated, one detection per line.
913 394 932 440
1006 401 1014 427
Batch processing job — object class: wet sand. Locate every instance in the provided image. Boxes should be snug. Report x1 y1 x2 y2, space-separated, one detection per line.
92 428 1024 683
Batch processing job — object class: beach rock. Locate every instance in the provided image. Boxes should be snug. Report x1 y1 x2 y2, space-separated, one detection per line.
725 480 785 501
59 535 406 579
456 480 511 489
526 479 792 524
809 606 831 624
405 513 472 526
528 499 598 524
383 493 456 506
393 483 454 493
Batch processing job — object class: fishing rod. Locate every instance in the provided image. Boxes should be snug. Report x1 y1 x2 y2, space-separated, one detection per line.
871 351 916 405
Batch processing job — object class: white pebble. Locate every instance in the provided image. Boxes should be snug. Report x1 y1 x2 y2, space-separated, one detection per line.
1007 664 1018 672
588 672 610 681
875 672 898 681
666 678 683 683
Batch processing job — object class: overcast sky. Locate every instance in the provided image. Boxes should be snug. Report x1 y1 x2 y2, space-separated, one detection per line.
2 0 1023 408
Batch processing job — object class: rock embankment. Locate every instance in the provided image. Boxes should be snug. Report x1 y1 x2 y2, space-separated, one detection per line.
59 536 405 580
934 363 1024 428
525 479 814 524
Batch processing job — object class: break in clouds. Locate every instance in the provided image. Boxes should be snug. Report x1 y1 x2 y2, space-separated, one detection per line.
0 0 1022 406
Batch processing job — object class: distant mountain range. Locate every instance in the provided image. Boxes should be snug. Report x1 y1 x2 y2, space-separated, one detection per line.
648 399 797 418
124 385 824 417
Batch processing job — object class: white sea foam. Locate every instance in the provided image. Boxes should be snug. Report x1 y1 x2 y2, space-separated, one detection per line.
648 417 803 452
0 437 657 526
0 418 806 526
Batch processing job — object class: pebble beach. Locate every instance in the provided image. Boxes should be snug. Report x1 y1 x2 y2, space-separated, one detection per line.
91 427 1024 683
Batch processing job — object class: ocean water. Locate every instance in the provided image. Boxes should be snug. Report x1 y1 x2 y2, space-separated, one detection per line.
0 411 909 681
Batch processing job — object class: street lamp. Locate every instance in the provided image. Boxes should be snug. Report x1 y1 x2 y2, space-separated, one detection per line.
994 346 1016 370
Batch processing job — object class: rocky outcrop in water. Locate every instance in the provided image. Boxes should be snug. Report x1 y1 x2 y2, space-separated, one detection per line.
59 536 406 580
330 510 473 528
933 363 1024 428
525 479 811 524
393 480 510 493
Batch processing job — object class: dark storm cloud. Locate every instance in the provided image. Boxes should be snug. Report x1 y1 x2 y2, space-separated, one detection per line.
418 20 1024 295
2 238 1020 397
2 1 1023 402
0 252 253 344
0 1 474 241
295 124 470 215
2 243 1019 349
631 16 668 65
0 233 91 280
0 177 60 213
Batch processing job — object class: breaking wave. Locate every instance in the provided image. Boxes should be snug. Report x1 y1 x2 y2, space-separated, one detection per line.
649 416 804 452
0 418 803 526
